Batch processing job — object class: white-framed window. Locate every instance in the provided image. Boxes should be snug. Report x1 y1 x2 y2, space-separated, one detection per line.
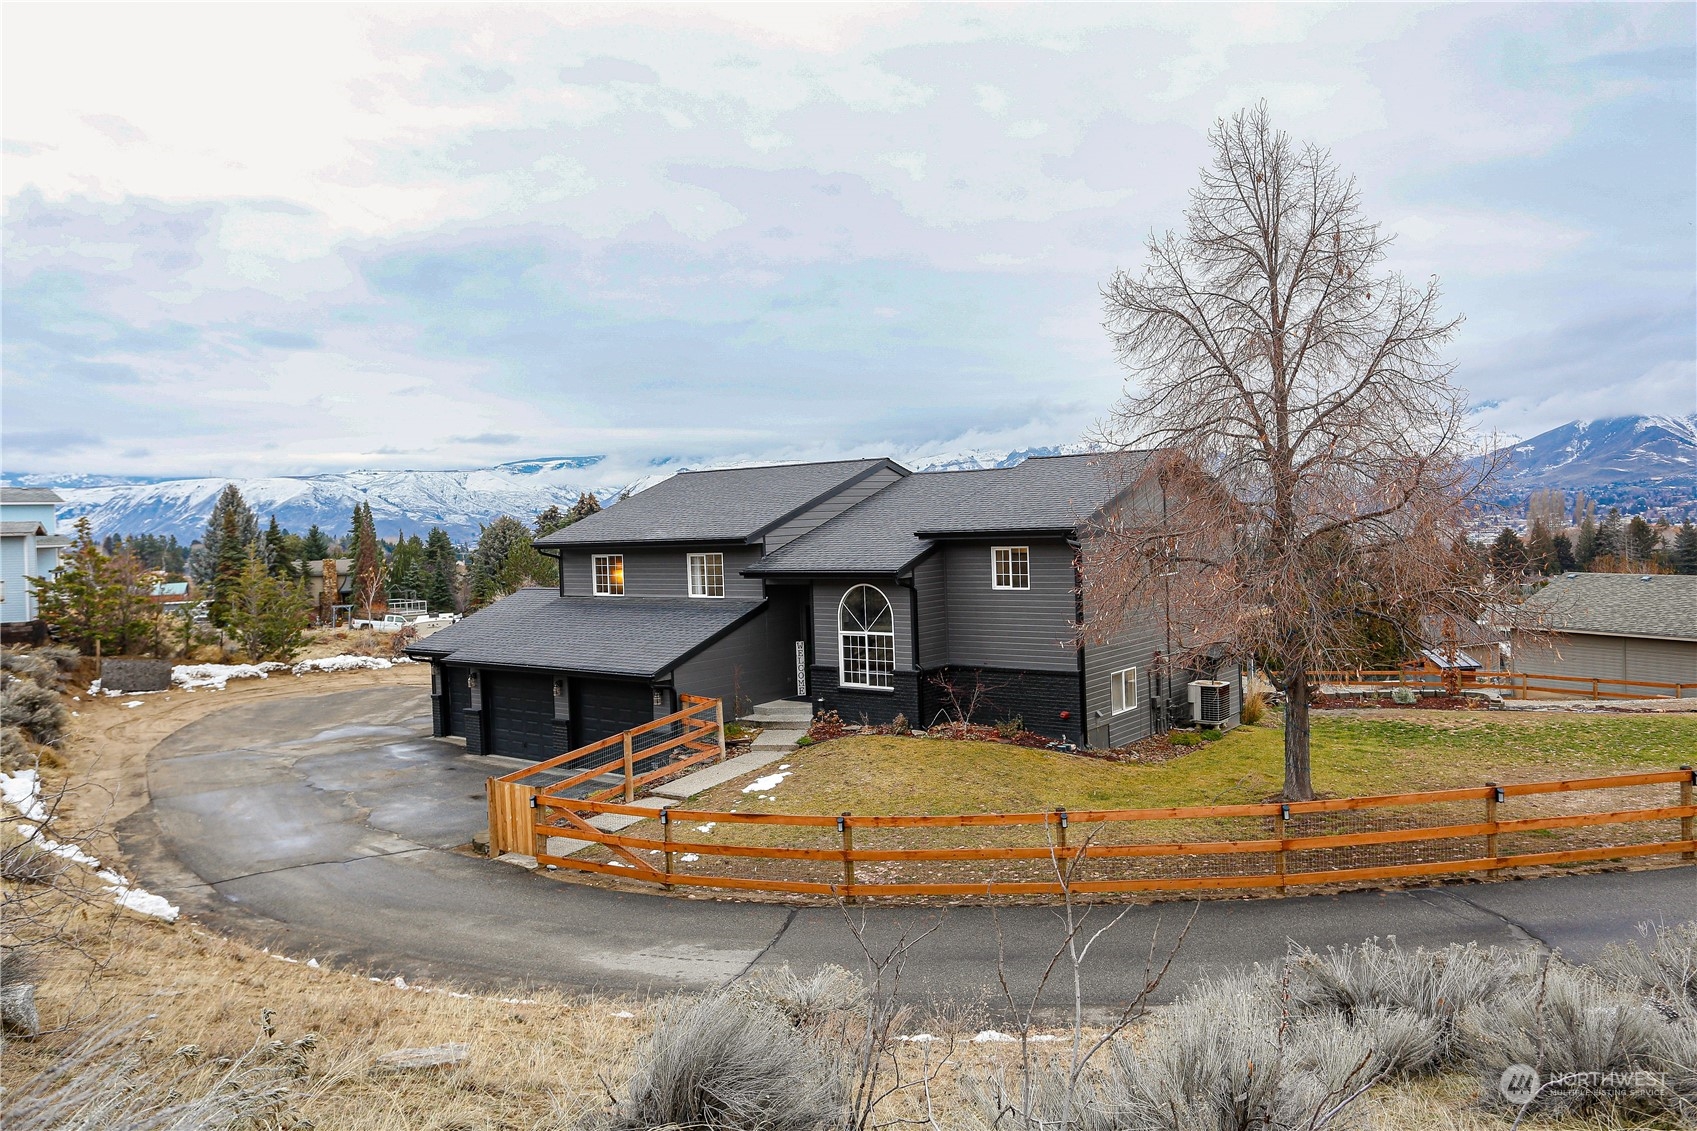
687 552 725 598
992 546 1030 590
592 553 625 596
1111 667 1138 715
838 584 895 690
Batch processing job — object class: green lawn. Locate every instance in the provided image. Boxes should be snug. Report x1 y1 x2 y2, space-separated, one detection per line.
694 711 1697 818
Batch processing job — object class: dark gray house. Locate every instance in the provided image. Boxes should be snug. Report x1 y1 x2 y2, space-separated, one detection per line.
1512 572 1697 692
409 454 1242 758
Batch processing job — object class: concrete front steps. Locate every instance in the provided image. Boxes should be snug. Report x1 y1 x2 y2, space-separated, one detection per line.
742 698 813 726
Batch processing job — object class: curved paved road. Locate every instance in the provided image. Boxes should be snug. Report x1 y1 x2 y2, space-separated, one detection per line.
119 686 1696 1013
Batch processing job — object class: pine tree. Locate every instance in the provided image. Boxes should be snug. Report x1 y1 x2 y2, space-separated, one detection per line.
568 492 602 522
1594 508 1625 561
226 548 311 662
1551 532 1577 573
1489 528 1526 578
350 503 386 620
206 486 255 628
1674 522 1697 575
1575 514 1598 567
263 516 291 577
1626 515 1657 563
1525 517 1558 576
28 518 159 655
533 505 570 537
421 528 458 613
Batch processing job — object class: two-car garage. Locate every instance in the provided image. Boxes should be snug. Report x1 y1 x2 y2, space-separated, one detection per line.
409 588 769 762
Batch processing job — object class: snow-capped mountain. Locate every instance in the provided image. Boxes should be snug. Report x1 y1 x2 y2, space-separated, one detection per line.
1486 414 1697 490
22 457 622 544
10 447 1112 543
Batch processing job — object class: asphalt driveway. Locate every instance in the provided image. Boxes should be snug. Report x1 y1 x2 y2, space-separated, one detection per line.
119 685 1697 1013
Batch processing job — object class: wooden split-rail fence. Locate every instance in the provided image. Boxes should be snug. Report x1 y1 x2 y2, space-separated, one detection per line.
487 703 1695 899
1310 668 1694 701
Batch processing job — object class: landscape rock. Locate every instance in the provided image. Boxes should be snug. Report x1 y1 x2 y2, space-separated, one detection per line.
1 982 40 1037
495 852 538 870
98 659 173 693
372 1042 470 1072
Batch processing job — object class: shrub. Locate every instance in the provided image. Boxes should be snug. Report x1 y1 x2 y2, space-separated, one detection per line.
795 735 815 747
994 715 1025 740
1199 727 1223 741
1594 920 1697 1017
808 710 848 742
0 674 67 747
601 993 843 1130
883 712 909 736
724 723 748 740
1169 731 1202 747
1240 689 1267 726
1 647 78 686
733 963 865 1028
1391 686 1417 705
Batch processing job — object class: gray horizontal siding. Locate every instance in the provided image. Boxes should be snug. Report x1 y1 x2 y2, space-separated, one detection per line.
763 466 906 551
669 607 794 715
942 539 1077 673
1624 639 1697 686
557 545 764 599
812 579 914 673
1084 615 1162 747
912 552 947 669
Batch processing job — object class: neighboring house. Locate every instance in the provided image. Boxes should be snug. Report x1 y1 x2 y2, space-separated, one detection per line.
0 487 70 625
1416 614 1509 673
303 558 355 607
149 580 192 614
1512 573 1697 691
410 455 1243 760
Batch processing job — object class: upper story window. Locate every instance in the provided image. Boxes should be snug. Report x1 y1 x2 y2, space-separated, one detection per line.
592 553 625 596
687 552 725 598
992 546 1030 590
838 584 895 690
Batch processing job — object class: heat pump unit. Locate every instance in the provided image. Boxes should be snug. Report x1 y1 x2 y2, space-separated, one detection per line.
1188 680 1231 726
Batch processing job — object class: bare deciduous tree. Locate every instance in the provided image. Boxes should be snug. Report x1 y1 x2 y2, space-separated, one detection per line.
1087 103 1503 801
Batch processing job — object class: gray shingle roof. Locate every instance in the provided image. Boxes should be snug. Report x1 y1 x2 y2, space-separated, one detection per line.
0 488 64 505
1 521 47 536
1519 573 1697 642
535 458 898 547
406 588 764 677
750 453 1142 576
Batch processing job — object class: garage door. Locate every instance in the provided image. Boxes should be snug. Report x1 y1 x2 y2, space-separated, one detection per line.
484 671 560 761
571 678 654 749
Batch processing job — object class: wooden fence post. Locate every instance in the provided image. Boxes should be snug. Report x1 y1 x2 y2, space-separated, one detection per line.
839 812 856 903
716 699 728 763
662 807 675 890
623 731 635 802
1484 782 1501 874
1681 766 1693 863
1274 804 1289 895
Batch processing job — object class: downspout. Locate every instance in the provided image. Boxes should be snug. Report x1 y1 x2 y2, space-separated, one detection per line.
1071 538 1087 748
899 575 921 719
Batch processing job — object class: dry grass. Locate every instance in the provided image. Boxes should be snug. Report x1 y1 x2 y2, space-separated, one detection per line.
3 665 1684 1128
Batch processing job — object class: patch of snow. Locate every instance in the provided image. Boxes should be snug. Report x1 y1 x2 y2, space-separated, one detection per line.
307 958 320 968
695 823 716 833
898 1033 938 1043
679 853 700 863
1 769 49 822
612 1010 636 1019
111 886 179 921
973 1030 1061 1043
779 763 790 769
172 662 286 690
291 654 415 675
124 701 143 709
742 770 792 794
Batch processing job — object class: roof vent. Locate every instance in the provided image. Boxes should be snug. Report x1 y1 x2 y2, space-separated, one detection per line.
1641 575 1652 581
1564 573 1577 579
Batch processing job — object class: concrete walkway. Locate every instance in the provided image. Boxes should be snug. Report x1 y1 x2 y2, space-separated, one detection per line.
119 685 1697 1012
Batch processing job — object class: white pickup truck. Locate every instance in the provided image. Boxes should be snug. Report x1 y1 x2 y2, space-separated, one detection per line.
351 611 460 631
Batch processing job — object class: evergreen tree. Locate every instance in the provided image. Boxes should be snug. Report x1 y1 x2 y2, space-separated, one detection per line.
1524 517 1558 576
1551 532 1577 574
350 503 386 619
1575 514 1599 567
386 533 426 601
28 518 160 655
421 528 458 613
568 492 602 522
263 516 292 577
1594 508 1625 561
533 505 571 537
1626 515 1657 563
226 548 311 661
204 485 257 627
1489 527 1526 578
298 524 331 575
469 515 534 604
1674 522 1697 575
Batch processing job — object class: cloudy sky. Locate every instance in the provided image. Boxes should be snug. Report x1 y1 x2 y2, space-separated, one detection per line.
4 4 1693 482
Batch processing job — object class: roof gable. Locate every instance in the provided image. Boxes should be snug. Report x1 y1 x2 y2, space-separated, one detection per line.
534 458 903 548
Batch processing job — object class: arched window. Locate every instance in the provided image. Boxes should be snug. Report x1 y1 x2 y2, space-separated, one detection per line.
838 584 895 690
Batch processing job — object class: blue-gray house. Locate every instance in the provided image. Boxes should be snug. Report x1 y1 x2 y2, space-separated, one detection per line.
1 488 70 627
409 454 1242 759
